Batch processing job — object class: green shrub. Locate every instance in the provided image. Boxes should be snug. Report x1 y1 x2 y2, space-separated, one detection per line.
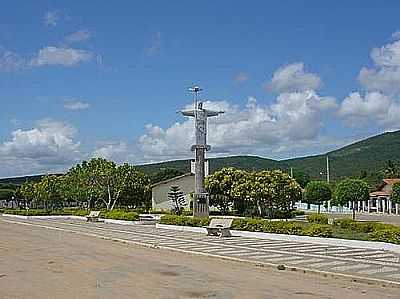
369 228 400 244
101 210 139 221
159 215 210 226
304 224 333 237
306 213 328 224
3 208 89 216
333 218 397 233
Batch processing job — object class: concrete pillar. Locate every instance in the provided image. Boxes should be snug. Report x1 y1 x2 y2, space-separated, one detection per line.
367 199 370 213
377 199 381 212
362 201 365 212
396 203 399 215
389 200 392 214
382 198 386 214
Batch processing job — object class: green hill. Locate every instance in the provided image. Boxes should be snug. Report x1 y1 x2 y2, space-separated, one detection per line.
285 130 400 180
2 130 399 186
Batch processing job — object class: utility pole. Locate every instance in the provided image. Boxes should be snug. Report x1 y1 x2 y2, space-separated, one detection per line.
181 86 224 217
326 156 330 183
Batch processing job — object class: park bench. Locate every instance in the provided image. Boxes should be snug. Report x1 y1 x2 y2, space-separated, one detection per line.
86 210 101 222
204 218 233 237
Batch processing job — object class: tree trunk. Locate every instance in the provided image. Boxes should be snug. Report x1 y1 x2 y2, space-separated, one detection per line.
352 204 356 221
318 204 321 214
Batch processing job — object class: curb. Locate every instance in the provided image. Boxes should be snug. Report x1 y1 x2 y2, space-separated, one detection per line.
156 223 400 254
1 214 155 225
2 218 400 289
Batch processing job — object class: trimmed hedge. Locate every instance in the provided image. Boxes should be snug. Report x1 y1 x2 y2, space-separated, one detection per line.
101 210 139 221
160 215 331 238
332 218 396 233
159 215 210 226
2 208 139 221
2 208 88 216
369 228 400 244
306 213 328 224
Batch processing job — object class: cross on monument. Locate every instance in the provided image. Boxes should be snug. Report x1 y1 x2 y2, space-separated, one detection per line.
181 86 224 217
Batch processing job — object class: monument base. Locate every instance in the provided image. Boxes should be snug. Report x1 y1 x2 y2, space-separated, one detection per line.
193 193 209 217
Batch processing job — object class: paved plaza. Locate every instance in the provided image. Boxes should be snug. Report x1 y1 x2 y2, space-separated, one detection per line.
2 216 400 286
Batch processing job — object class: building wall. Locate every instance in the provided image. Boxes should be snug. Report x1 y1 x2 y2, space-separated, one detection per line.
152 175 195 210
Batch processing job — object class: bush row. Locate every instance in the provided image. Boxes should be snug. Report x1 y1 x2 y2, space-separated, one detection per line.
160 215 333 238
332 218 396 233
100 210 139 221
2 208 139 221
2 208 88 216
306 213 328 224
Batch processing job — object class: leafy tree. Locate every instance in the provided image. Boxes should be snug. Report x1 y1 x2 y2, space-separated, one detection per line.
334 178 369 220
205 168 247 214
168 185 186 214
391 182 400 205
304 181 332 213
382 160 400 178
232 169 301 218
292 170 311 188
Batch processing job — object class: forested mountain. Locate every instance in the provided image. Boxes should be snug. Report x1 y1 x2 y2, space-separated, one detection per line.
1 130 399 185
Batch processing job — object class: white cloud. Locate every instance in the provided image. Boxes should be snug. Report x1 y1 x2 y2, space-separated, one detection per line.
30 46 93 67
266 62 322 93
0 119 82 177
92 142 134 163
0 48 25 72
44 10 60 27
65 30 91 44
339 92 400 127
358 38 400 94
137 91 336 161
340 32 400 129
146 32 161 56
64 100 90 110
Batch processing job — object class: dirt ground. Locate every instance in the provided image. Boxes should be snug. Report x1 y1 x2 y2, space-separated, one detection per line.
0 221 398 299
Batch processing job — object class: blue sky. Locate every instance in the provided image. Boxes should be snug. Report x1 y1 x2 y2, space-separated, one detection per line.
1 1 400 177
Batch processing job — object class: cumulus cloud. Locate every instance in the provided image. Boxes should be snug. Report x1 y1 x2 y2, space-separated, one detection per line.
65 30 91 44
44 10 60 27
339 92 400 127
340 32 400 128
266 62 322 93
30 46 93 66
0 120 82 177
137 91 336 161
358 39 400 94
64 100 90 110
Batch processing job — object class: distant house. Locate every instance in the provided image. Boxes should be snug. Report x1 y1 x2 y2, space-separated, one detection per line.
367 179 400 214
151 173 194 210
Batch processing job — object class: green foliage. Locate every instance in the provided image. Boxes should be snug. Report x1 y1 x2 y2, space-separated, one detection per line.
306 213 329 224
334 179 369 207
0 189 14 200
333 218 396 233
159 215 400 244
304 181 332 211
3 208 88 216
101 210 139 221
381 160 400 179
369 228 400 244
304 224 333 237
159 215 210 226
391 182 400 204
